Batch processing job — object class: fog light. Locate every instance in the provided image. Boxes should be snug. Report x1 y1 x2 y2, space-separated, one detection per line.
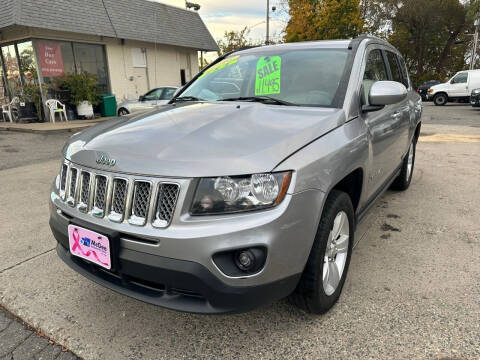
235 250 255 271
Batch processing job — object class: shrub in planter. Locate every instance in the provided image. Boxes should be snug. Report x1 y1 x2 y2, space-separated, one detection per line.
53 73 100 119
17 83 47 122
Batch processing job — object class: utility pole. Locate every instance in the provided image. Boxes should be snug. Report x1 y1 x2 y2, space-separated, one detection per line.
471 18 480 70
266 0 270 45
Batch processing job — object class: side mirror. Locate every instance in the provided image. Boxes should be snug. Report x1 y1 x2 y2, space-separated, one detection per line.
363 81 407 112
139 95 145 101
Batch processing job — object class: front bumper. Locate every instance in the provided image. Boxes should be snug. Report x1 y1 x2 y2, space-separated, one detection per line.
50 184 324 313
471 93 480 106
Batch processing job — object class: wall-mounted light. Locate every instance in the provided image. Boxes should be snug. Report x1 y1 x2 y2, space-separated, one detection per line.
186 1 200 11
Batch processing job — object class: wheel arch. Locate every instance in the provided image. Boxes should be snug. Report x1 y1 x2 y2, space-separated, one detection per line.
330 168 364 213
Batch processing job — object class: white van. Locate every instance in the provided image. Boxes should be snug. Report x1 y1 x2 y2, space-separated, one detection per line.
429 69 480 106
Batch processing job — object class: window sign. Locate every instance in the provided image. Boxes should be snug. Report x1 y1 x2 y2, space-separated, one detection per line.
255 56 282 96
36 41 65 77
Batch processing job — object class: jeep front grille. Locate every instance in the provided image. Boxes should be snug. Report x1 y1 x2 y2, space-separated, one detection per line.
57 161 180 228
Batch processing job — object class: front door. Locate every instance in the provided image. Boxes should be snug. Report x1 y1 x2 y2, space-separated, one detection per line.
361 48 403 200
449 72 469 97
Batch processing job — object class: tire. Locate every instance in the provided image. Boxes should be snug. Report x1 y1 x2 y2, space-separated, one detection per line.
391 139 416 191
118 108 129 116
290 190 354 314
433 93 447 106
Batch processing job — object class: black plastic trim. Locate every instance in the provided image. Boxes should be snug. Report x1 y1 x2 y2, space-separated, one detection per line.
50 212 300 314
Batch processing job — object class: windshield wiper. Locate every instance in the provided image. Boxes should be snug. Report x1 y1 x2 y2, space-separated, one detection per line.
172 96 204 102
220 96 296 106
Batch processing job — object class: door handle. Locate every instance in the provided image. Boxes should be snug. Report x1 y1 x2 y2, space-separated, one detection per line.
392 111 401 118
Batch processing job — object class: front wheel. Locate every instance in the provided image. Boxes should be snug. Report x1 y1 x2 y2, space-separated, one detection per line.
433 93 447 106
118 108 129 116
290 190 354 314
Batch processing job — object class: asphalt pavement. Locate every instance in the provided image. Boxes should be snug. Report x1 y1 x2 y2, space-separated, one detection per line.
1 104 479 359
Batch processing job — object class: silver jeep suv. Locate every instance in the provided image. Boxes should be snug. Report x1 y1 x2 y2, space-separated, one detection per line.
49 35 422 314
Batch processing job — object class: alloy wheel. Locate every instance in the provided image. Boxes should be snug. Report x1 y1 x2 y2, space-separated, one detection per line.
323 211 350 296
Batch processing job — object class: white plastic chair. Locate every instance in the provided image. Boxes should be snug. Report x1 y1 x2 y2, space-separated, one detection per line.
46 99 68 123
2 97 18 122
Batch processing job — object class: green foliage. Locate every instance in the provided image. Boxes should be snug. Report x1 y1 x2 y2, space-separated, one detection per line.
285 0 364 42
52 73 100 106
387 0 470 85
17 82 48 121
217 27 256 56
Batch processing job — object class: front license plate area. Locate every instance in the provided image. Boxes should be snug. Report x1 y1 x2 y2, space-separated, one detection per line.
68 224 111 270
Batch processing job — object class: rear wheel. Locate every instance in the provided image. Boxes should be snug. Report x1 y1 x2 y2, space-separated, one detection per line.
391 139 416 191
433 93 447 106
290 190 354 314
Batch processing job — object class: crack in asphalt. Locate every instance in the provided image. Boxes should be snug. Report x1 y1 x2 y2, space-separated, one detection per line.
0 248 56 275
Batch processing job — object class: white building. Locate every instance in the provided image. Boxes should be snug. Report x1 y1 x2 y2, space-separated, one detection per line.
0 0 218 107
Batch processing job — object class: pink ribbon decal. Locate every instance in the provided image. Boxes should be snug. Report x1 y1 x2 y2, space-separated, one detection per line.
71 228 109 267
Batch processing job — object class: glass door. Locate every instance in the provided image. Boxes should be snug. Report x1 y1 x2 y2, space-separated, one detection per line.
1 45 22 100
0 55 8 106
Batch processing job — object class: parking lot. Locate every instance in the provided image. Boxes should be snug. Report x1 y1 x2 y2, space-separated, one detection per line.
1 102 480 359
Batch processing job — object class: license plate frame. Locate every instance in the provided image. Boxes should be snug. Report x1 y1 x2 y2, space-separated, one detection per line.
68 224 112 270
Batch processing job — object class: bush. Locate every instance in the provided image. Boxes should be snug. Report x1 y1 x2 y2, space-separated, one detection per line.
52 73 100 106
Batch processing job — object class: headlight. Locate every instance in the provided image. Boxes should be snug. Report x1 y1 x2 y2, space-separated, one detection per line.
472 89 480 94
190 172 292 215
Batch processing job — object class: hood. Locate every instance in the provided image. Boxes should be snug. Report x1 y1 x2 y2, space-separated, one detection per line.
64 102 345 177
430 82 448 92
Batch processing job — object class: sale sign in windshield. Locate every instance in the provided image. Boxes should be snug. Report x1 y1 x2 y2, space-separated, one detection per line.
36 41 65 77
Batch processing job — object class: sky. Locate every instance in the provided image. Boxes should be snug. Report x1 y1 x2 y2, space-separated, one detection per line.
154 0 288 48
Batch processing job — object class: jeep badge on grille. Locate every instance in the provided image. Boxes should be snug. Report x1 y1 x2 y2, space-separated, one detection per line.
96 154 116 167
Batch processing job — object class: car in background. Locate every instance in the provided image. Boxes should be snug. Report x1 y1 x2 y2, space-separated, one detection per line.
429 70 480 106
416 80 440 101
117 86 178 116
470 88 480 107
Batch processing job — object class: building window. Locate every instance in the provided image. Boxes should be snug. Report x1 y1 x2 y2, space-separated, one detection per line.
17 41 38 85
1 45 22 99
131 48 147 68
73 43 109 94
0 56 7 105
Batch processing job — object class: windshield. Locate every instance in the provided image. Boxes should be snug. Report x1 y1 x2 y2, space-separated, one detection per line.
180 49 349 107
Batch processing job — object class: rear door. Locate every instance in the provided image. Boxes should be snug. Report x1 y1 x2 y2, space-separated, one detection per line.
385 50 410 162
449 72 469 97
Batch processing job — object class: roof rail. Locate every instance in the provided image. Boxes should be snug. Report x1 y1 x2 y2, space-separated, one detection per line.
354 33 386 41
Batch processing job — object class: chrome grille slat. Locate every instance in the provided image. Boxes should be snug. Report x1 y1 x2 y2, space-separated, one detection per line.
67 168 78 206
58 162 180 228
78 171 91 212
129 181 151 226
153 183 180 228
108 178 128 222
93 175 108 217
60 164 68 199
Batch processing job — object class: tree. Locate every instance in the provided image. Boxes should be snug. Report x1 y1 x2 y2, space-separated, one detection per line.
217 27 255 56
285 0 364 42
388 0 470 84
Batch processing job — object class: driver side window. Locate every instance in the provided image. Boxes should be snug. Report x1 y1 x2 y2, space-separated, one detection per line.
143 89 162 101
363 49 388 105
451 73 468 84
